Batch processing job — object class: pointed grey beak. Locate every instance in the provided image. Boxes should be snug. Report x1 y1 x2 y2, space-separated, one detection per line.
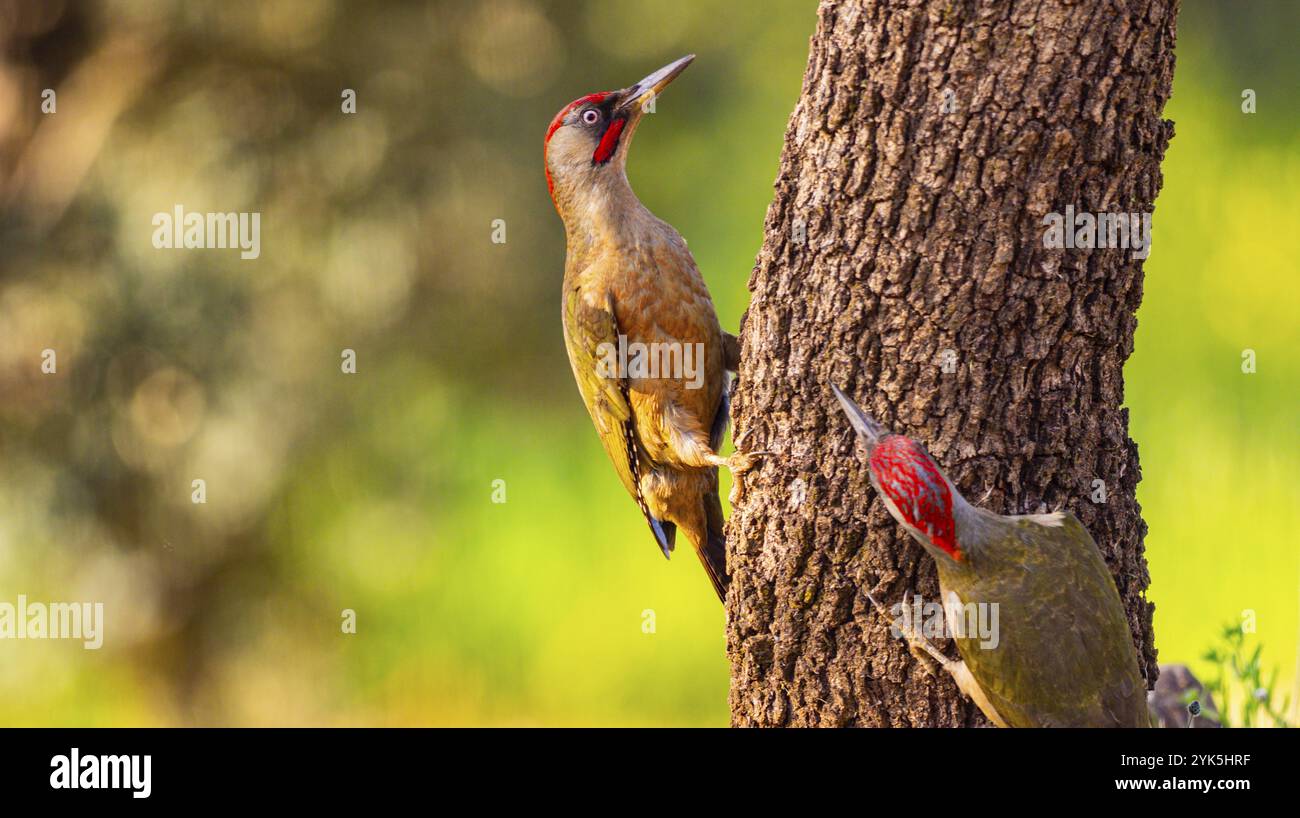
831 384 889 446
615 54 694 117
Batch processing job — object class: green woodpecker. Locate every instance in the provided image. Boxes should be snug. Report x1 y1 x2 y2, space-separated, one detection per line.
832 384 1149 727
546 55 755 602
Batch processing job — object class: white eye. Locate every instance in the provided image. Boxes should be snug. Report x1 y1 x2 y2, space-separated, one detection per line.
581 109 600 125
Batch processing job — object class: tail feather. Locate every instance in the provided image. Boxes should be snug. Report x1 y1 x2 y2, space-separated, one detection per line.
650 517 676 559
696 487 730 602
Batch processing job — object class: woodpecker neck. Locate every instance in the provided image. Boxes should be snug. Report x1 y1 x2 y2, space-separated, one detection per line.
551 159 653 256
949 491 989 561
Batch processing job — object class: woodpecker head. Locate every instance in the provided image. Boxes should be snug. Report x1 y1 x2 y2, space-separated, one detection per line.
544 55 694 215
831 384 964 563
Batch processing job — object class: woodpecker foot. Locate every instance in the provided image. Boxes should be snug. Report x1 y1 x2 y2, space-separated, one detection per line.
721 450 772 507
865 589 952 678
906 640 944 678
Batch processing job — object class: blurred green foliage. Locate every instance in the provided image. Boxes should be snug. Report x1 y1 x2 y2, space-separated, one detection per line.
1131 4 1300 729
0 1 1295 726
1199 622 1292 727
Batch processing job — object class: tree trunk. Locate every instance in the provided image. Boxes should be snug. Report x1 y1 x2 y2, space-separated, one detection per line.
727 0 1177 726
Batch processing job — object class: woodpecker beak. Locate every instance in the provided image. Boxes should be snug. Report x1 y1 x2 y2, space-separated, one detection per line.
615 54 694 118
831 384 889 448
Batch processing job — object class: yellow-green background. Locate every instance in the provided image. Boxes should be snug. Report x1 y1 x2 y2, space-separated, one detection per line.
0 1 1294 725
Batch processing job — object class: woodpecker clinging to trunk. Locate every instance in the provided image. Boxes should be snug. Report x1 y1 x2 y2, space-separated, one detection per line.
831 384 1149 727
546 56 756 602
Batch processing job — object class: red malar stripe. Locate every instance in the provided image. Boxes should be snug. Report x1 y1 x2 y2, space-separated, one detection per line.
592 118 626 164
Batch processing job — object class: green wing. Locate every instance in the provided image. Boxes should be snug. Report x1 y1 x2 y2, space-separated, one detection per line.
562 287 674 556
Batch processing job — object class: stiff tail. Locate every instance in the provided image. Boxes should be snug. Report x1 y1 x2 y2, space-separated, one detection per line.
696 487 730 603
693 373 733 603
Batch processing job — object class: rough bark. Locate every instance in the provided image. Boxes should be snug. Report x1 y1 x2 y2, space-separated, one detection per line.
727 0 1177 726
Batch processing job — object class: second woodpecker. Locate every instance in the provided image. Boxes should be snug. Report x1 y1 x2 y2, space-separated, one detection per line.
545 56 754 601
832 384 1149 727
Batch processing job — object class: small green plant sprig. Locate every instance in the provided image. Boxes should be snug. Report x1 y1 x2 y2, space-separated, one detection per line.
1200 622 1293 727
